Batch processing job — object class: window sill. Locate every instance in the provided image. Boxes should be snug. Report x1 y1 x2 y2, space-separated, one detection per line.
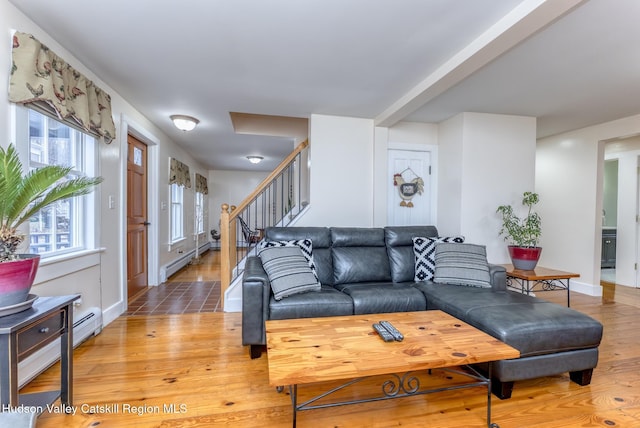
169 238 186 252
34 248 106 285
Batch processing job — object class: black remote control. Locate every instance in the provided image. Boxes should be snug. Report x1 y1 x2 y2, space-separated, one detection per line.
372 323 395 342
380 320 404 341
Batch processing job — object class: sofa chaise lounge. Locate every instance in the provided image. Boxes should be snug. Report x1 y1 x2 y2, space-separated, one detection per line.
242 226 603 398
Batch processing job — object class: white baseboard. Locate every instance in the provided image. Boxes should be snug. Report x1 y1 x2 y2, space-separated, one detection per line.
571 280 603 297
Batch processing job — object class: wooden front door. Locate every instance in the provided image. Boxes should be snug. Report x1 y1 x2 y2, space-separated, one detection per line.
127 135 148 301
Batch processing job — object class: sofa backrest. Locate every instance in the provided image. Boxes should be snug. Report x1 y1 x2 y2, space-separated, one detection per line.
384 225 439 282
330 227 391 285
263 225 441 285
264 227 335 286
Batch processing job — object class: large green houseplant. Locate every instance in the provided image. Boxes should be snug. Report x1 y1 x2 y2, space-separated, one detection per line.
0 144 102 308
496 191 542 270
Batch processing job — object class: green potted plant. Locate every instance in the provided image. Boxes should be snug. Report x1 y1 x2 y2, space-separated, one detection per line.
0 144 102 308
496 191 542 270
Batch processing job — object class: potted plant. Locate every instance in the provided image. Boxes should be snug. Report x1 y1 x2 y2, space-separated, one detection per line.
496 191 542 270
0 144 102 308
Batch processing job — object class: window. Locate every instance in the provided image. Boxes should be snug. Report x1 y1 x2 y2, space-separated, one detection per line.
170 183 184 242
195 191 204 235
20 109 99 257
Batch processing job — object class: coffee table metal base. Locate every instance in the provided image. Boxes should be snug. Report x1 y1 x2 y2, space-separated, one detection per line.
281 364 498 428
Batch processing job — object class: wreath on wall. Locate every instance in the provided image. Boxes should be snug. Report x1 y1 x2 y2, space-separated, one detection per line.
393 167 424 208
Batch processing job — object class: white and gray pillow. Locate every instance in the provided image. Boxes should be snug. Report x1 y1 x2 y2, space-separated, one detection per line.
433 242 491 288
258 246 321 300
413 236 465 281
259 239 318 280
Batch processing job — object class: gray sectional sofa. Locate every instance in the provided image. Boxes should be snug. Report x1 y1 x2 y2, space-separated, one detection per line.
242 225 603 399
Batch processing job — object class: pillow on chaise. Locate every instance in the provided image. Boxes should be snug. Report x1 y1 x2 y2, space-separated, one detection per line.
259 239 318 280
432 242 491 288
413 236 464 281
258 246 321 300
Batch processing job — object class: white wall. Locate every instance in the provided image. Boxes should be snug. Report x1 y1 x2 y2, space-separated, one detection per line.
536 113 640 295
208 169 269 234
1 0 210 325
299 114 375 227
439 113 536 263
437 114 465 236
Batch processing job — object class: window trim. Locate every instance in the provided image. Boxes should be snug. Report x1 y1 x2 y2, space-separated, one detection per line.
14 105 101 260
170 182 185 244
195 191 205 236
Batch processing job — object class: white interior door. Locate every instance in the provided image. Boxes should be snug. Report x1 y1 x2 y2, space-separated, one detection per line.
636 155 640 287
387 149 431 226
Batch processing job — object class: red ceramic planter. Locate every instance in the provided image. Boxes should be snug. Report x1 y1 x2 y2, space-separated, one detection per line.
508 246 542 270
0 254 40 307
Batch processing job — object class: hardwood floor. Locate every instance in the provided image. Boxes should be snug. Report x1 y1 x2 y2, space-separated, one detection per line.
22 262 640 427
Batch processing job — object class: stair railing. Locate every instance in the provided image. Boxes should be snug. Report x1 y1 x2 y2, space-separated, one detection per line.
220 140 309 308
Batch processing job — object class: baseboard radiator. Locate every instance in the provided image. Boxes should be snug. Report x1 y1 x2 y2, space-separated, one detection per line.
18 307 102 388
161 241 211 282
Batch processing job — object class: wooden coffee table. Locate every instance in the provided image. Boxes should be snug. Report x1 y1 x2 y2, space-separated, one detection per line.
266 311 519 427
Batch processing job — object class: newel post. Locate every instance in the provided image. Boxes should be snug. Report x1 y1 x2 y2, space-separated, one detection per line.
220 204 231 310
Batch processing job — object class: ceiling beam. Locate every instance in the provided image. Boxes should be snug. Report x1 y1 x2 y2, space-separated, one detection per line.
374 0 587 128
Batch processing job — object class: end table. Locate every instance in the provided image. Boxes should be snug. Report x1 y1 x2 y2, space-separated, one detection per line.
0 294 79 411
502 265 578 307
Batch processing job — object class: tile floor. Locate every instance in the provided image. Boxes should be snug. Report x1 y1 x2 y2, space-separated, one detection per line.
126 280 221 315
126 250 222 315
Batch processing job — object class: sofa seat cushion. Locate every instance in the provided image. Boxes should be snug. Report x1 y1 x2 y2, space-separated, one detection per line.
269 285 353 320
464 302 603 357
416 282 603 357
334 282 427 315
415 282 535 317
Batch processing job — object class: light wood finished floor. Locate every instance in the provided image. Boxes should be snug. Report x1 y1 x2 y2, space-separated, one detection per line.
22 264 640 427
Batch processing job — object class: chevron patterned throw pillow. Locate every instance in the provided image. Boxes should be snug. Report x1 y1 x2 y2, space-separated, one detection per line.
413 236 465 281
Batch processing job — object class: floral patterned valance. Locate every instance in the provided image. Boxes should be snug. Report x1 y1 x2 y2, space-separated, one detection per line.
169 158 191 188
195 173 209 195
9 31 116 143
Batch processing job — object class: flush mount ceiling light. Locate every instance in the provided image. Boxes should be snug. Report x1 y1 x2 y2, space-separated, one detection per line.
246 156 264 164
170 115 199 132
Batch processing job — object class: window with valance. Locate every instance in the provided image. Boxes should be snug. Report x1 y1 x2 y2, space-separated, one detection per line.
195 173 209 195
169 158 191 188
9 31 116 143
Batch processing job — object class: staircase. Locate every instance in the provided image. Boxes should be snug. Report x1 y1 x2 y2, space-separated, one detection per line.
219 140 310 309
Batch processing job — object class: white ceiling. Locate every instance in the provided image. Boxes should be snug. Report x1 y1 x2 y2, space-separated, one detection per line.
9 0 640 171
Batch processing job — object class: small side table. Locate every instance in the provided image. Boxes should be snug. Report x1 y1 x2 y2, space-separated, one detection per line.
502 264 579 307
0 294 79 410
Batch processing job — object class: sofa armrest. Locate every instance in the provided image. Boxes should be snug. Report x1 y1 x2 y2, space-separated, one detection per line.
489 264 507 292
242 256 271 347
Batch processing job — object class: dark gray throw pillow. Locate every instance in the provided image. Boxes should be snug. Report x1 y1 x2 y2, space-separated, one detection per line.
433 242 491 288
259 246 321 300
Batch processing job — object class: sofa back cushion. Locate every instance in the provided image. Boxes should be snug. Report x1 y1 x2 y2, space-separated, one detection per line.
384 226 439 282
330 228 391 284
264 227 334 285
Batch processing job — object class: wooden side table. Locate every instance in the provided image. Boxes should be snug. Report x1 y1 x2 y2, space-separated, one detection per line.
501 264 579 307
0 295 79 410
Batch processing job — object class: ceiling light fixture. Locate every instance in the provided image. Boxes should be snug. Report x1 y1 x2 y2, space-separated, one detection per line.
246 156 264 164
170 115 199 132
